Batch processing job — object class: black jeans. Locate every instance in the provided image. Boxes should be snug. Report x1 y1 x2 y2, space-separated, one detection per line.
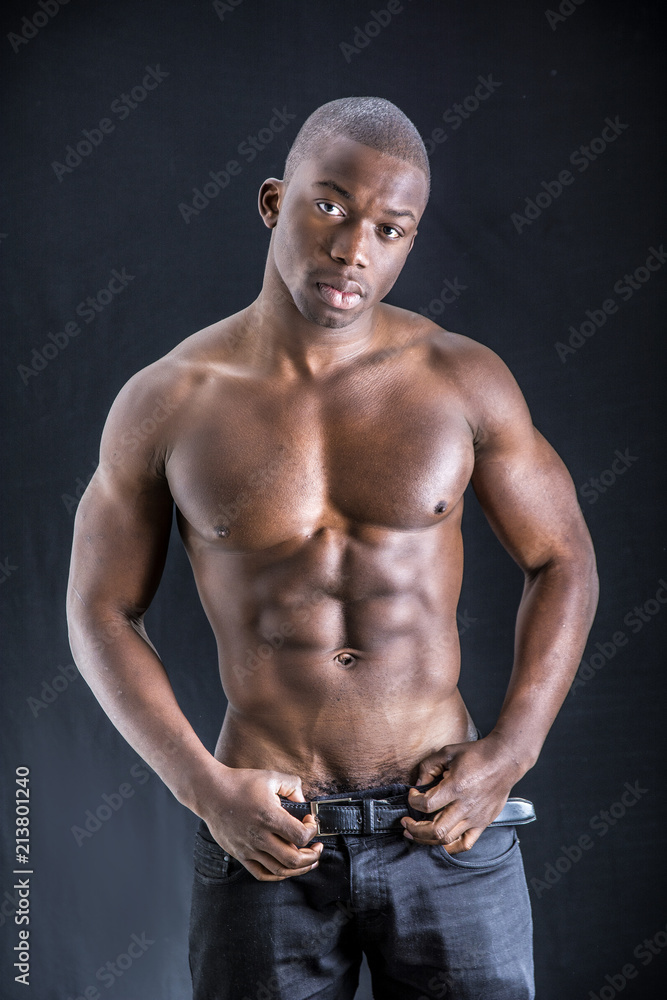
188 783 535 999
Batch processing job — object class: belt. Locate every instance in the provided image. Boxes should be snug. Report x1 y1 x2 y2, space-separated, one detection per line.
280 793 536 837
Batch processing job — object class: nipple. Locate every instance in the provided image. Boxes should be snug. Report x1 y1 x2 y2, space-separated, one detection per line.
434 500 448 514
215 526 230 538
334 652 356 667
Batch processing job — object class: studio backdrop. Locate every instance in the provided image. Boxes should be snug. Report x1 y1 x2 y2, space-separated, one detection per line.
2 1 665 998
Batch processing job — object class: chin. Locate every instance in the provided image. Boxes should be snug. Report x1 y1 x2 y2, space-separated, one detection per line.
296 297 361 330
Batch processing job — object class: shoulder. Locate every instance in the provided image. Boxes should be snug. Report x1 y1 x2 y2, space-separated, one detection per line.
382 305 531 438
100 311 247 472
381 303 509 372
108 309 249 416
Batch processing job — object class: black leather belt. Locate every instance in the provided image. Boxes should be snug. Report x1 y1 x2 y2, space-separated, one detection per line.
280 793 536 837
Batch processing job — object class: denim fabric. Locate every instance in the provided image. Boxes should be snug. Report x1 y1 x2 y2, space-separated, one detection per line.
188 783 534 999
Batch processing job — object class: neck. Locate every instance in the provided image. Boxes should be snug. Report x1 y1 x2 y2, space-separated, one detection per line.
245 252 381 378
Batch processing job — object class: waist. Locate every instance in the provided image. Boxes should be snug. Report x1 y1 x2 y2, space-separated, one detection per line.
215 701 478 798
277 779 536 838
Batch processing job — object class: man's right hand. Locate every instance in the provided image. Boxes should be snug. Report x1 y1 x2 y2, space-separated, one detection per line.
200 765 324 881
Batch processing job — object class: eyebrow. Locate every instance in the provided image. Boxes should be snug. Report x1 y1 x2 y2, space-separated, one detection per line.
312 180 417 224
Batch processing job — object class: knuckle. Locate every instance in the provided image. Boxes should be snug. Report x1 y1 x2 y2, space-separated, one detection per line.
274 862 300 877
284 858 302 872
257 807 273 824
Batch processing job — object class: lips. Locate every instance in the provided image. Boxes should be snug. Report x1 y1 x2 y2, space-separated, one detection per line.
316 281 362 310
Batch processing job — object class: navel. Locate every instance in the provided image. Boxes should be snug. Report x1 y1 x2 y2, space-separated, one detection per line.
215 525 230 538
334 652 356 668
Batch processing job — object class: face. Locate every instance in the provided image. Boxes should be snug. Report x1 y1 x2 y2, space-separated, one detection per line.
259 136 429 329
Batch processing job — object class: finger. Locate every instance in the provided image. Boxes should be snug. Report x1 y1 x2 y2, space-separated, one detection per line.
415 757 448 786
407 779 454 813
301 813 323 844
268 802 322 848
263 833 323 869
251 848 321 881
439 817 474 844
400 817 443 843
270 776 328 846
401 807 466 844
243 858 286 881
275 774 306 802
443 827 484 855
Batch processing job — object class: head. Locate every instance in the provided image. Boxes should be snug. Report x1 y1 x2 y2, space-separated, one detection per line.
258 97 430 329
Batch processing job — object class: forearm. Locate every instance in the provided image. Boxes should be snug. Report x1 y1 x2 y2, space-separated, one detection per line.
490 550 599 771
67 605 225 816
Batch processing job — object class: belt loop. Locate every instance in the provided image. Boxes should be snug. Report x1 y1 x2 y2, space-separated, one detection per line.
362 798 375 834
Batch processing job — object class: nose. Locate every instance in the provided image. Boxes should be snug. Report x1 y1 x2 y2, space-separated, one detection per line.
329 222 370 268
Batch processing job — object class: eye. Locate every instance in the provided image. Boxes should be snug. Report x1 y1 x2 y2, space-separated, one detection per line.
379 224 402 240
316 201 344 217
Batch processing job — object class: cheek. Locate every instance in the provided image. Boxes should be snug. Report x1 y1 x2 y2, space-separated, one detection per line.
274 217 315 273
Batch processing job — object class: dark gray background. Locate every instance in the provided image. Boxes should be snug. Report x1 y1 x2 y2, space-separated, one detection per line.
1 1 665 997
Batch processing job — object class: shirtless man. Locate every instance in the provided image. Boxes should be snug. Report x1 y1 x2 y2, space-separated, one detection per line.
67 97 598 999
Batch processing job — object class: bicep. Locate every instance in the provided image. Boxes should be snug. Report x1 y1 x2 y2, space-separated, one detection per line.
471 426 588 573
68 380 175 617
467 356 590 573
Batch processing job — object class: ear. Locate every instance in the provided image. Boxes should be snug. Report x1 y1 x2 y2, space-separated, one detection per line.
258 178 285 229
407 230 418 253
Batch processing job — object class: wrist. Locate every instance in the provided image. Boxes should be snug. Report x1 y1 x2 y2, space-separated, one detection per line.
485 728 539 779
173 750 231 819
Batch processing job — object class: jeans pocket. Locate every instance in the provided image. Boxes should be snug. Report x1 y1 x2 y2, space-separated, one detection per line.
435 825 519 871
193 831 247 885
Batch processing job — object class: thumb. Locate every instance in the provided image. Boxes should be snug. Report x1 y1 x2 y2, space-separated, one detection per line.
276 773 306 802
416 750 452 786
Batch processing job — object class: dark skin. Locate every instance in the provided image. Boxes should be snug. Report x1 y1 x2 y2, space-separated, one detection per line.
67 136 598 882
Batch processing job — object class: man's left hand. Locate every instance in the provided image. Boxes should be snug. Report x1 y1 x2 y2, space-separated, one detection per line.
401 732 524 855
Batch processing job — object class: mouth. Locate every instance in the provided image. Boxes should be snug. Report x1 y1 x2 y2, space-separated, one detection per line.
316 281 362 310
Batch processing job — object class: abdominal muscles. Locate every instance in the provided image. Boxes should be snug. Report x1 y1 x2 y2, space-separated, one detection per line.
212 586 464 788
190 522 468 786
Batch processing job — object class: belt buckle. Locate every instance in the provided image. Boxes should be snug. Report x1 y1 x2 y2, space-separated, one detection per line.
310 796 354 836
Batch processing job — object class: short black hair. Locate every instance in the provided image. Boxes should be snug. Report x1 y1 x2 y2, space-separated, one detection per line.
283 96 430 203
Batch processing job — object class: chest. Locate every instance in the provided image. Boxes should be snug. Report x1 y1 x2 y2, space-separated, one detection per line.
167 370 475 549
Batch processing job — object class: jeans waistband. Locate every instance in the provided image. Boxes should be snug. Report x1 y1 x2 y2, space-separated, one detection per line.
279 789 536 837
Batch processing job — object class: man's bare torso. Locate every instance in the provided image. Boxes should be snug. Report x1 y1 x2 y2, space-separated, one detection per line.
161 302 482 796
67 127 597 883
